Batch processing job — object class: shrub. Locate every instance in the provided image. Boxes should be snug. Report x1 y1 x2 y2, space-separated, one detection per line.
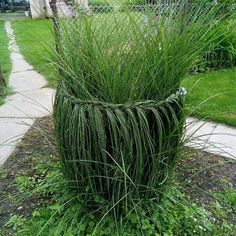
53 3 229 216
192 20 236 72
207 23 236 68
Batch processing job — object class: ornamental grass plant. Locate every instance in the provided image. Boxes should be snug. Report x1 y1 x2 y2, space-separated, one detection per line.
53 2 230 216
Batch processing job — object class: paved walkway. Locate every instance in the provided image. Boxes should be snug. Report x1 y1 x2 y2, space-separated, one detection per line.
0 22 235 166
0 12 29 21
0 21 55 165
185 118 236 159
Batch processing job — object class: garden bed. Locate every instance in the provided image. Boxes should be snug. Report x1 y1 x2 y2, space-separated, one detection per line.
0 117 55 231
0 116 235 235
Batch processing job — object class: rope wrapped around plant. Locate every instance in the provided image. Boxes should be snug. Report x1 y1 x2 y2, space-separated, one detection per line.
54 83 185 207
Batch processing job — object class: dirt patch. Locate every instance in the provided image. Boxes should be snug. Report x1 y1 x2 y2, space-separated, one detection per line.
0 116 235 230
0 117 55 229
175 148 236 225
176 149 236 201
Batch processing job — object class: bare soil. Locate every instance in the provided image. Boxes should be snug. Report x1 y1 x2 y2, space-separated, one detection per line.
0 117 55 229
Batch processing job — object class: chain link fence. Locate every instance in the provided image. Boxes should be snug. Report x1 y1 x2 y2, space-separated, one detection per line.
48 1 236 78
52 1 235 19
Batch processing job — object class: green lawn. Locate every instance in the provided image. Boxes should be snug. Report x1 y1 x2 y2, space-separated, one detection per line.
183 69 236 127
0 20 11 105
12 20 56 87
12 19 236 127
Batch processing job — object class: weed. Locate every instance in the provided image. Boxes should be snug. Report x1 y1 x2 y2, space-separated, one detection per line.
15 176 36 192
4 215 26 232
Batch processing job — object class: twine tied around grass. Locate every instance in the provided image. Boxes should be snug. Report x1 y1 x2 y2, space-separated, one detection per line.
57 83 187 110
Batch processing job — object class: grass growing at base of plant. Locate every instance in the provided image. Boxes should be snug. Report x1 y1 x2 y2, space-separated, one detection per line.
0 20 11 105
214 178 236 212
12 20 56 87
219 188 236 210
1 163 235 236
182 68 236 127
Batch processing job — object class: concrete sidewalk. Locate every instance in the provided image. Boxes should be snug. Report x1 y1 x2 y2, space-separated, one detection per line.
185 118 236 160
0 21 55 165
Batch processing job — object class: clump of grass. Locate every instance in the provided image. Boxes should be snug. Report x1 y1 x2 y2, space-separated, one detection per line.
54 5 219 103
0 20 11 103
53 3 231 216
55 4 225 103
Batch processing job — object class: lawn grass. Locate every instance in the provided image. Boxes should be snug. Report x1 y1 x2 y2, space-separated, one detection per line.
12 20 56 87
0 20 11 105
12 19 236 127
182 69 236 127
